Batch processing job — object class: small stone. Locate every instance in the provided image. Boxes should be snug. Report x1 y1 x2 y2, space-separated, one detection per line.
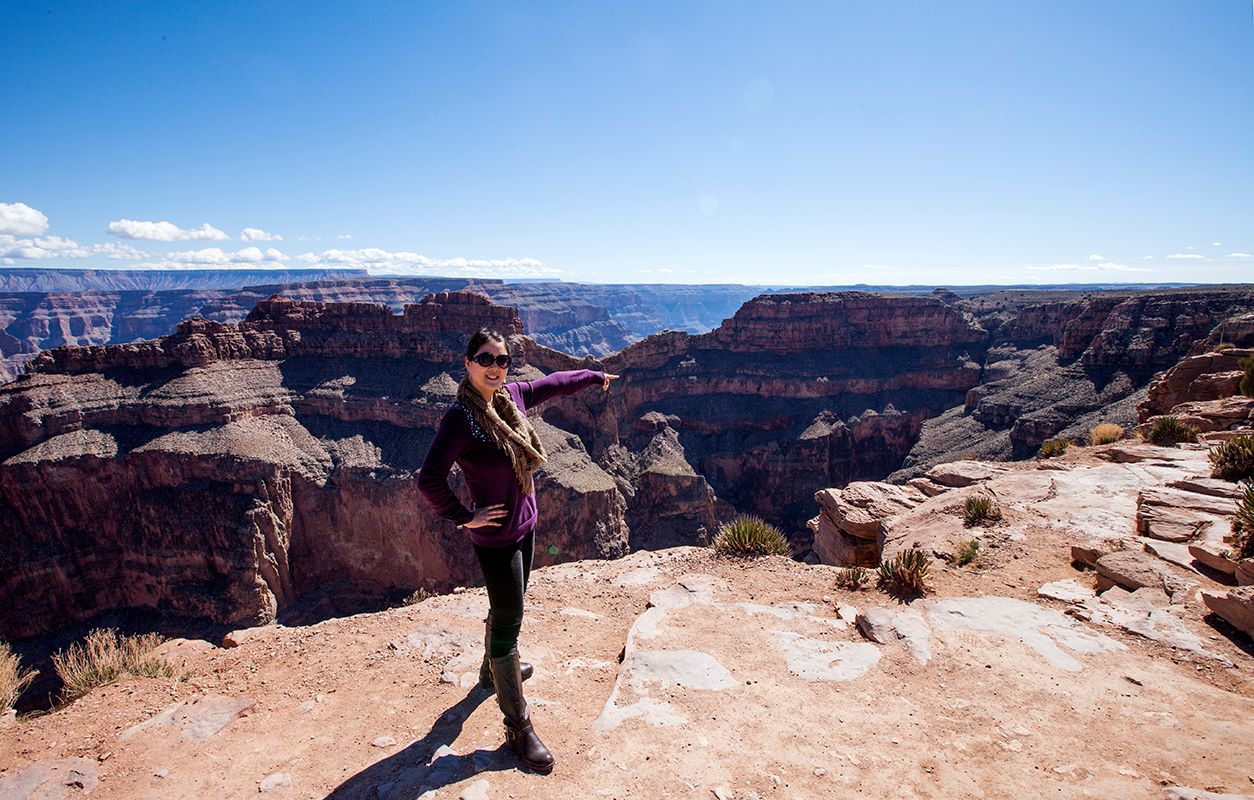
1 709 16 726
97 752 112 761
372 736 398 748
1117 766 1142 778
1052 764 1076 775
259 772 292 792
890 737 901 745
712 787 732 800
154 769 169 779
814 767 828 777
458 779 490 800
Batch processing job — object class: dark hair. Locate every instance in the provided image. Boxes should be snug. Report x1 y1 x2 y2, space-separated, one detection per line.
464 328 507 359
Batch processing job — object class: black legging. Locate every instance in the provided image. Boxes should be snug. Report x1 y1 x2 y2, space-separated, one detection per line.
473 529 535 658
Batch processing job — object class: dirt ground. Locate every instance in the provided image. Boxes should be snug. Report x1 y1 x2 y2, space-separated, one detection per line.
2 503 1253 800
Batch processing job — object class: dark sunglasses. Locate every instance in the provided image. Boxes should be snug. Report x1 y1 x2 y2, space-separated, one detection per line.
470 353 512 369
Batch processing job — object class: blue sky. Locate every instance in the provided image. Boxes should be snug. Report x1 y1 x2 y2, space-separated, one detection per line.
2 1 1252 285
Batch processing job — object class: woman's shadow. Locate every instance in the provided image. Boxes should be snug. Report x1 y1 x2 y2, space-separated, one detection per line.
325 685 518 800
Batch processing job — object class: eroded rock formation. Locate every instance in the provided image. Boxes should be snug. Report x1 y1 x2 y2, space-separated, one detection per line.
0 292 650 639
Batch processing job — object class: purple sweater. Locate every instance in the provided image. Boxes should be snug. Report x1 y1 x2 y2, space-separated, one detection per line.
418 369 605 547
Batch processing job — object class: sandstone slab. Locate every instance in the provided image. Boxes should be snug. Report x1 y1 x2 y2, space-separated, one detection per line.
1188 544 1238 577
1202 586 1254 638
0 757 97 800
925 596 1124 672
118 693 255 742
924 460 1010 488
856 606 932 664
1095 550 1197 601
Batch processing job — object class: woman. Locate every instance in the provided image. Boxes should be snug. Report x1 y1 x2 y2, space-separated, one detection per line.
417 328 618 774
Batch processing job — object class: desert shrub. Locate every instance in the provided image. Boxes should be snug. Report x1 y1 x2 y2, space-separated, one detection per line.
1241 355 1254 397
1233 481 1254 560
877 548 932 596
1143 416 1198 444
834 566 870 591
1 642 37 712
1089 423 1125 446
955 538 981 566
1214 342 1234 352
712 515 791 558
403 587 432 605
1209 434 1254 481
1038 438 1069 459
963 494 1003 527
52 629 173 703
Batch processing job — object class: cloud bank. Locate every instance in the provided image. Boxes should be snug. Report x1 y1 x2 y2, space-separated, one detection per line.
107 219 229 241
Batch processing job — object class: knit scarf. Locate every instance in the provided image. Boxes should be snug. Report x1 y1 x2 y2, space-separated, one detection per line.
457 378 548 495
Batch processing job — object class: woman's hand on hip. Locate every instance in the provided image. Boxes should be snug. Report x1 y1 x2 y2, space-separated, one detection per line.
464 503 509 529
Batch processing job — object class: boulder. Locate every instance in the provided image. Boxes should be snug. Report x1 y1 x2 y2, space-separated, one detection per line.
1070 544 1105 569
1135 503 1223 543
1137 486 1239 517
1094 550 1196 602
1165 477 1244 499
1188 543 1237 577
814 482 923 541
924 460 1009 488
1238 558 1254 586
1201 586 1254 638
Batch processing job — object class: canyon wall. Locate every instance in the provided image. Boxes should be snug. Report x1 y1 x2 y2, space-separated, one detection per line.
0 292 653 640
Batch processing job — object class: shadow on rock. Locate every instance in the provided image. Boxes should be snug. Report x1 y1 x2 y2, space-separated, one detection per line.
325 687 519 800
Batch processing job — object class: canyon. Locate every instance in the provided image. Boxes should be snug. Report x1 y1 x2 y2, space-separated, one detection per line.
2 281 1254 643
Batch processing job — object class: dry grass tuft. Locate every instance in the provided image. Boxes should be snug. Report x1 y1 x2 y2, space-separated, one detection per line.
52 629 173 703
1 642 37 712
1089 423 1125 446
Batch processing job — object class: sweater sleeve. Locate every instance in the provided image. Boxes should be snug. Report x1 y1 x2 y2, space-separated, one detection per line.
417 407 476 526
512 369 605 410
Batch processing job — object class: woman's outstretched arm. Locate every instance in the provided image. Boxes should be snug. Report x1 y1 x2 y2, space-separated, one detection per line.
512 368 619 409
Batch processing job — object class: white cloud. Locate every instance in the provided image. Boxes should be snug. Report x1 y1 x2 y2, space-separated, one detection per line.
1228 252 1253 258
1026 262 1151 273
1166 253 1205 259
240 227 282 242
1087 254 1105 260
0 234 148 261
107 219 229 241
295 248 558 278
337 233 352 240
163 246 289 265
861 264 894 270
1212 242 1222 246
0 202 49 236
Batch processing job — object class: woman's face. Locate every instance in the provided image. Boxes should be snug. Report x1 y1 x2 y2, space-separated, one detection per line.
465 338 510 398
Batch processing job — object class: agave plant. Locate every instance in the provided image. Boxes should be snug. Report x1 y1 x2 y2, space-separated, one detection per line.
1233 481 1254 560
1143 416 1198 444
877 548 931 596
835 566 871 591
1209 434 1254 482
711 514 791 557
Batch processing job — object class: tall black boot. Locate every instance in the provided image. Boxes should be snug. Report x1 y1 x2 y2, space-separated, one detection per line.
488 649 554 774
479 612 533 688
